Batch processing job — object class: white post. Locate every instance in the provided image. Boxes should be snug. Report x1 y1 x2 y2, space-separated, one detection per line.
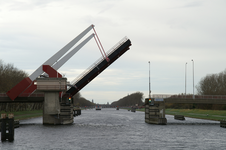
191 59 195 99
185 62 187 98
148 61 151 98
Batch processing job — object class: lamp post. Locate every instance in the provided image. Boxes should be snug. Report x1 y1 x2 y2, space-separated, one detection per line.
191 59 195 99
185 62 187 98
148 61 151 98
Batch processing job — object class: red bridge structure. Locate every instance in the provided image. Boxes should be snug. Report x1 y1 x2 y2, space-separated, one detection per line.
0 24 131 103
0 25 132 124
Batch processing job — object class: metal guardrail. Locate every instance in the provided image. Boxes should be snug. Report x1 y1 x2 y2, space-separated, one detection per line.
152 94 226 99
71 37 129 85
71 56 104 85
106 36 128 56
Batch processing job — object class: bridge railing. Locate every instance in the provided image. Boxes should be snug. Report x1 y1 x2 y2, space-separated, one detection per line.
106 36 128 56
152 94 226 100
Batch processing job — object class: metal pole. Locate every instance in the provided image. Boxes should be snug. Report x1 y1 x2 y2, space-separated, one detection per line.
148 61 151 98
191 59 195 99
185 62 187 98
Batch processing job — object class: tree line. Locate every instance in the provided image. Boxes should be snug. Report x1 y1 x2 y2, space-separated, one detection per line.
111 92 144 106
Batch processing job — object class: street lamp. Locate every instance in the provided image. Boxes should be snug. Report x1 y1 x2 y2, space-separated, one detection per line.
148 61 151 98
185 62 187 98
191 59 195 99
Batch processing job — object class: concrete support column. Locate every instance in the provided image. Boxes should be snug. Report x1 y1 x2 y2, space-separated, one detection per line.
43 92 61 125
36 78 68 125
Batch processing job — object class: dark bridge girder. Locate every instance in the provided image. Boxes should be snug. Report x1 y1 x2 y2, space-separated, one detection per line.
66 39 132 97
0 96 44 103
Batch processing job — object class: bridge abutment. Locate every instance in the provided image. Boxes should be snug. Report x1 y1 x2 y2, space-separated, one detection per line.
145 98 167 125
36 78 73 125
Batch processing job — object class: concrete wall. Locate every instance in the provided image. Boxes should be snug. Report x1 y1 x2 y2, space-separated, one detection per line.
44 92 60 115
36 78 67 91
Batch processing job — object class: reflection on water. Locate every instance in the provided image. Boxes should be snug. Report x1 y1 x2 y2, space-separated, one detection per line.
1 108 225 150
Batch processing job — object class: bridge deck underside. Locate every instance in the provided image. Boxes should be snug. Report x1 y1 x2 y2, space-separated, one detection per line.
165 98 226 104
0 97 44 103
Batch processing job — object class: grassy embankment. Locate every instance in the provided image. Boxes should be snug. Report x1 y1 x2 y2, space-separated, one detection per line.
165 109 226 121
136 108 226 121
0 110 42 120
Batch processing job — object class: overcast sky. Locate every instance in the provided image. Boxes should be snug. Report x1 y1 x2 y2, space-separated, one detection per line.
1 0 226 104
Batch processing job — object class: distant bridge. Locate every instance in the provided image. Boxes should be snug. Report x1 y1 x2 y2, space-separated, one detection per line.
152 94 226 105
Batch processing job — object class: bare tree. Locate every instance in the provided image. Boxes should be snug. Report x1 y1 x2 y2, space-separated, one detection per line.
0 60 28 92
196 69 226 95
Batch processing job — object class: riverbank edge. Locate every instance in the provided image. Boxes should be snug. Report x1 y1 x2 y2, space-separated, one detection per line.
136 108 226 121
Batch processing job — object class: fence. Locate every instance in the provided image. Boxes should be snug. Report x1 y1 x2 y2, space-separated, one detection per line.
151 94 226 100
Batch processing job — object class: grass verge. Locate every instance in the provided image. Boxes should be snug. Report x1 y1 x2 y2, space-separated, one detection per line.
165 109 226 121
0 110 42 120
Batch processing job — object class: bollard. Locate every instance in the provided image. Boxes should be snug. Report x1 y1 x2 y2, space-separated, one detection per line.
78 109 81 115
1 114 7 141
73 108 81 117
174 115 185 120
73 110 76 117
8 114 14 142
1 113 14 142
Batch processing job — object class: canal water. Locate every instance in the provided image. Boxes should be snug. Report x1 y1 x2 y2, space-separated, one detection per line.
1 108 226 150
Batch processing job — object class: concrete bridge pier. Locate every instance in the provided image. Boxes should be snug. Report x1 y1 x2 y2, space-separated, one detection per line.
42 92 61 125
36 78 73 125
145 98 167 125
